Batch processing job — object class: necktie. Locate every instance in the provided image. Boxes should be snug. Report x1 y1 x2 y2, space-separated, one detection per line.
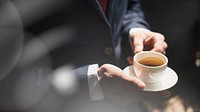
98 0 108 14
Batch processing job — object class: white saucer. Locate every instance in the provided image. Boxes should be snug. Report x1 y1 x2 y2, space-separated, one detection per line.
123 66 178 92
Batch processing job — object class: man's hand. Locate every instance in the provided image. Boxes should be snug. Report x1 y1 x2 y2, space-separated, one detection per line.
98 64 145 106
129 29 168 54
98 64 170 106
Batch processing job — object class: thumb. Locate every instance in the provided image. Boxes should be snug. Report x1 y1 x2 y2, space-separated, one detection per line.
131 35 145 54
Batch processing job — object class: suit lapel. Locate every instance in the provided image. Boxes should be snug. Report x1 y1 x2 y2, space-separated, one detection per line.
86 0 110 26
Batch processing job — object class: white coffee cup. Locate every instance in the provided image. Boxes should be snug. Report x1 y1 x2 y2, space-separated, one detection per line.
133 51 168 83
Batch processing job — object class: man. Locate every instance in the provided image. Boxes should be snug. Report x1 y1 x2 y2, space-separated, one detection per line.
9 0 167 112
47 0 167 67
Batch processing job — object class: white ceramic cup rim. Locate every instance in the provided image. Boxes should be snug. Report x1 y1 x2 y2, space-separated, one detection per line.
133 51 168 68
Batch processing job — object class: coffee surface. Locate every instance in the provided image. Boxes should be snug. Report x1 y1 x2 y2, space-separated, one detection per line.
138 57 164 66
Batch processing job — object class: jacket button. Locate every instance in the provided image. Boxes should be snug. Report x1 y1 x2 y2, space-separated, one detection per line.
104 47 113 55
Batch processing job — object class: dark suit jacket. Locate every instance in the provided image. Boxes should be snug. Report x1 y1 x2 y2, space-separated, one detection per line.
26 0 148 68
0 0 147 111
18 0 148 111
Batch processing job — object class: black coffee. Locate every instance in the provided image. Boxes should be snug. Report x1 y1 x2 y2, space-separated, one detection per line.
138 57 164 66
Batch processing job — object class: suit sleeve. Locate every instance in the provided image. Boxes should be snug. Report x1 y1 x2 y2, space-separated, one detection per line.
122 0 149 34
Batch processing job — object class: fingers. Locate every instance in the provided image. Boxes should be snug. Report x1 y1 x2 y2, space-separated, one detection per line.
129 76 145 89
150 33 168 53
130 31 167 54
131 34 146 54
117 71 145 89
99 64 145 89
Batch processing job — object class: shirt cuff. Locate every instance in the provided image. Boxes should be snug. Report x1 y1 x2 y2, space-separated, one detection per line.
129 28 150 35
87 64 104 101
